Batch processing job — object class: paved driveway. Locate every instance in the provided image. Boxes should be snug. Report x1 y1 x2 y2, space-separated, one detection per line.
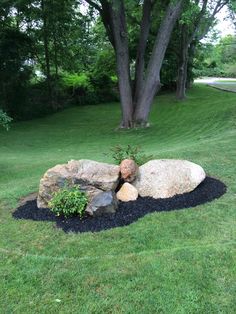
195 77 236 92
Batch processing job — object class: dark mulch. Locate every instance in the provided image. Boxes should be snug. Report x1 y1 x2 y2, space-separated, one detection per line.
13 177 226 233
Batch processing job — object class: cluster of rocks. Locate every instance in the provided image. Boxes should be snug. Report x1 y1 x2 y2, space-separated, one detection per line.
37 159 206 217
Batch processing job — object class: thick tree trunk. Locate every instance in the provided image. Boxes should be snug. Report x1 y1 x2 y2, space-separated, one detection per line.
110 1 133 128
133 0 153 106
176 24 189 100
134 0 184 125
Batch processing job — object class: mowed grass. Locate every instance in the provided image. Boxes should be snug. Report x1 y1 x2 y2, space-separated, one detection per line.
0 85 236 313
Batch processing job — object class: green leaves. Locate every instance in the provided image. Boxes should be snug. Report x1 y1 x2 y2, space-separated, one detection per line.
48 185 88 218
0 110 12 130
179 1 200 26
110 144 153 166
61 73 91 89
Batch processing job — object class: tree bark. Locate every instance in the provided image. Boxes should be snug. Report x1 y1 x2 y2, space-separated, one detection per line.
134 0 184 125
133 0 153 106
186 41 196 89
176 24 189 100
110 0 133 128
41 0 51 82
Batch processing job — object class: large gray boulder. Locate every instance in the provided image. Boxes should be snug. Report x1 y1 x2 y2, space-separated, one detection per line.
133 159 206 199
37 160 120 208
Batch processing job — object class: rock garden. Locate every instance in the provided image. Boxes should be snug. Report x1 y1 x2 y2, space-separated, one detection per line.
13 157 226 233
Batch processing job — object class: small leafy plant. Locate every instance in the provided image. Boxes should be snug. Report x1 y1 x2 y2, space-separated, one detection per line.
48 185 88 218
0 109 12 130
110 145 153 166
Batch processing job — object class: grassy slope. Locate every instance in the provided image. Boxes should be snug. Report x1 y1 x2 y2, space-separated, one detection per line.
0 85 235 313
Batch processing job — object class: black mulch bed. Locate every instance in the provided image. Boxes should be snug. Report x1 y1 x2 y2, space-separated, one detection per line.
13 177 226 233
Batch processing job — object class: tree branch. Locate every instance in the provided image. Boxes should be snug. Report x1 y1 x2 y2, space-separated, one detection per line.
84 0 102 12
99 0 115 48
133 0 154 103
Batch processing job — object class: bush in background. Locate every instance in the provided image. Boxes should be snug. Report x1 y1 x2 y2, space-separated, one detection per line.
0 110 12 130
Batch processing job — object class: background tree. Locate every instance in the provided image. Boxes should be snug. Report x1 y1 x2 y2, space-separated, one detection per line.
0 1 34 118
0 0 235 126
175 0 230 100
193 34 236 78
85 0 185 128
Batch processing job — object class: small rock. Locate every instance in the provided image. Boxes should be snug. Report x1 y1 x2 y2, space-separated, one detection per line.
86 191 118 217
19 192 38 207
120 159 138 182
116 183 138 202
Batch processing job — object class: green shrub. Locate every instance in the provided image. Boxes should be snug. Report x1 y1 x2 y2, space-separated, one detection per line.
111 75 118 83
224 64 236 78
89 72 118 103
0 110 12 130
61 73 91 89
61 72 118 106
193 67 225 78
110 145 153 166
48 185 88 218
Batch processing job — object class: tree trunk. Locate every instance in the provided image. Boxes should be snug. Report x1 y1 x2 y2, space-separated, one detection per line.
176 24 189 100
41 0 51 82
134 0 184 125
133 0 153 106
186 41 196 89
110 0 133 128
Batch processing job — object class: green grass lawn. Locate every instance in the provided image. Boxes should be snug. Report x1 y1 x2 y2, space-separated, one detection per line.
0 85 236 313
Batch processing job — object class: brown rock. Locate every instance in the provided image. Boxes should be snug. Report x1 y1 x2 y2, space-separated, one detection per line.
67 159 120 191
116 182 139 202
37 160 120 209
37 164 71 208
120 159 138 182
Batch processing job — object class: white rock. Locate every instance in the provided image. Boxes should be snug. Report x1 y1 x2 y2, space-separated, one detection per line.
133 159 206 199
